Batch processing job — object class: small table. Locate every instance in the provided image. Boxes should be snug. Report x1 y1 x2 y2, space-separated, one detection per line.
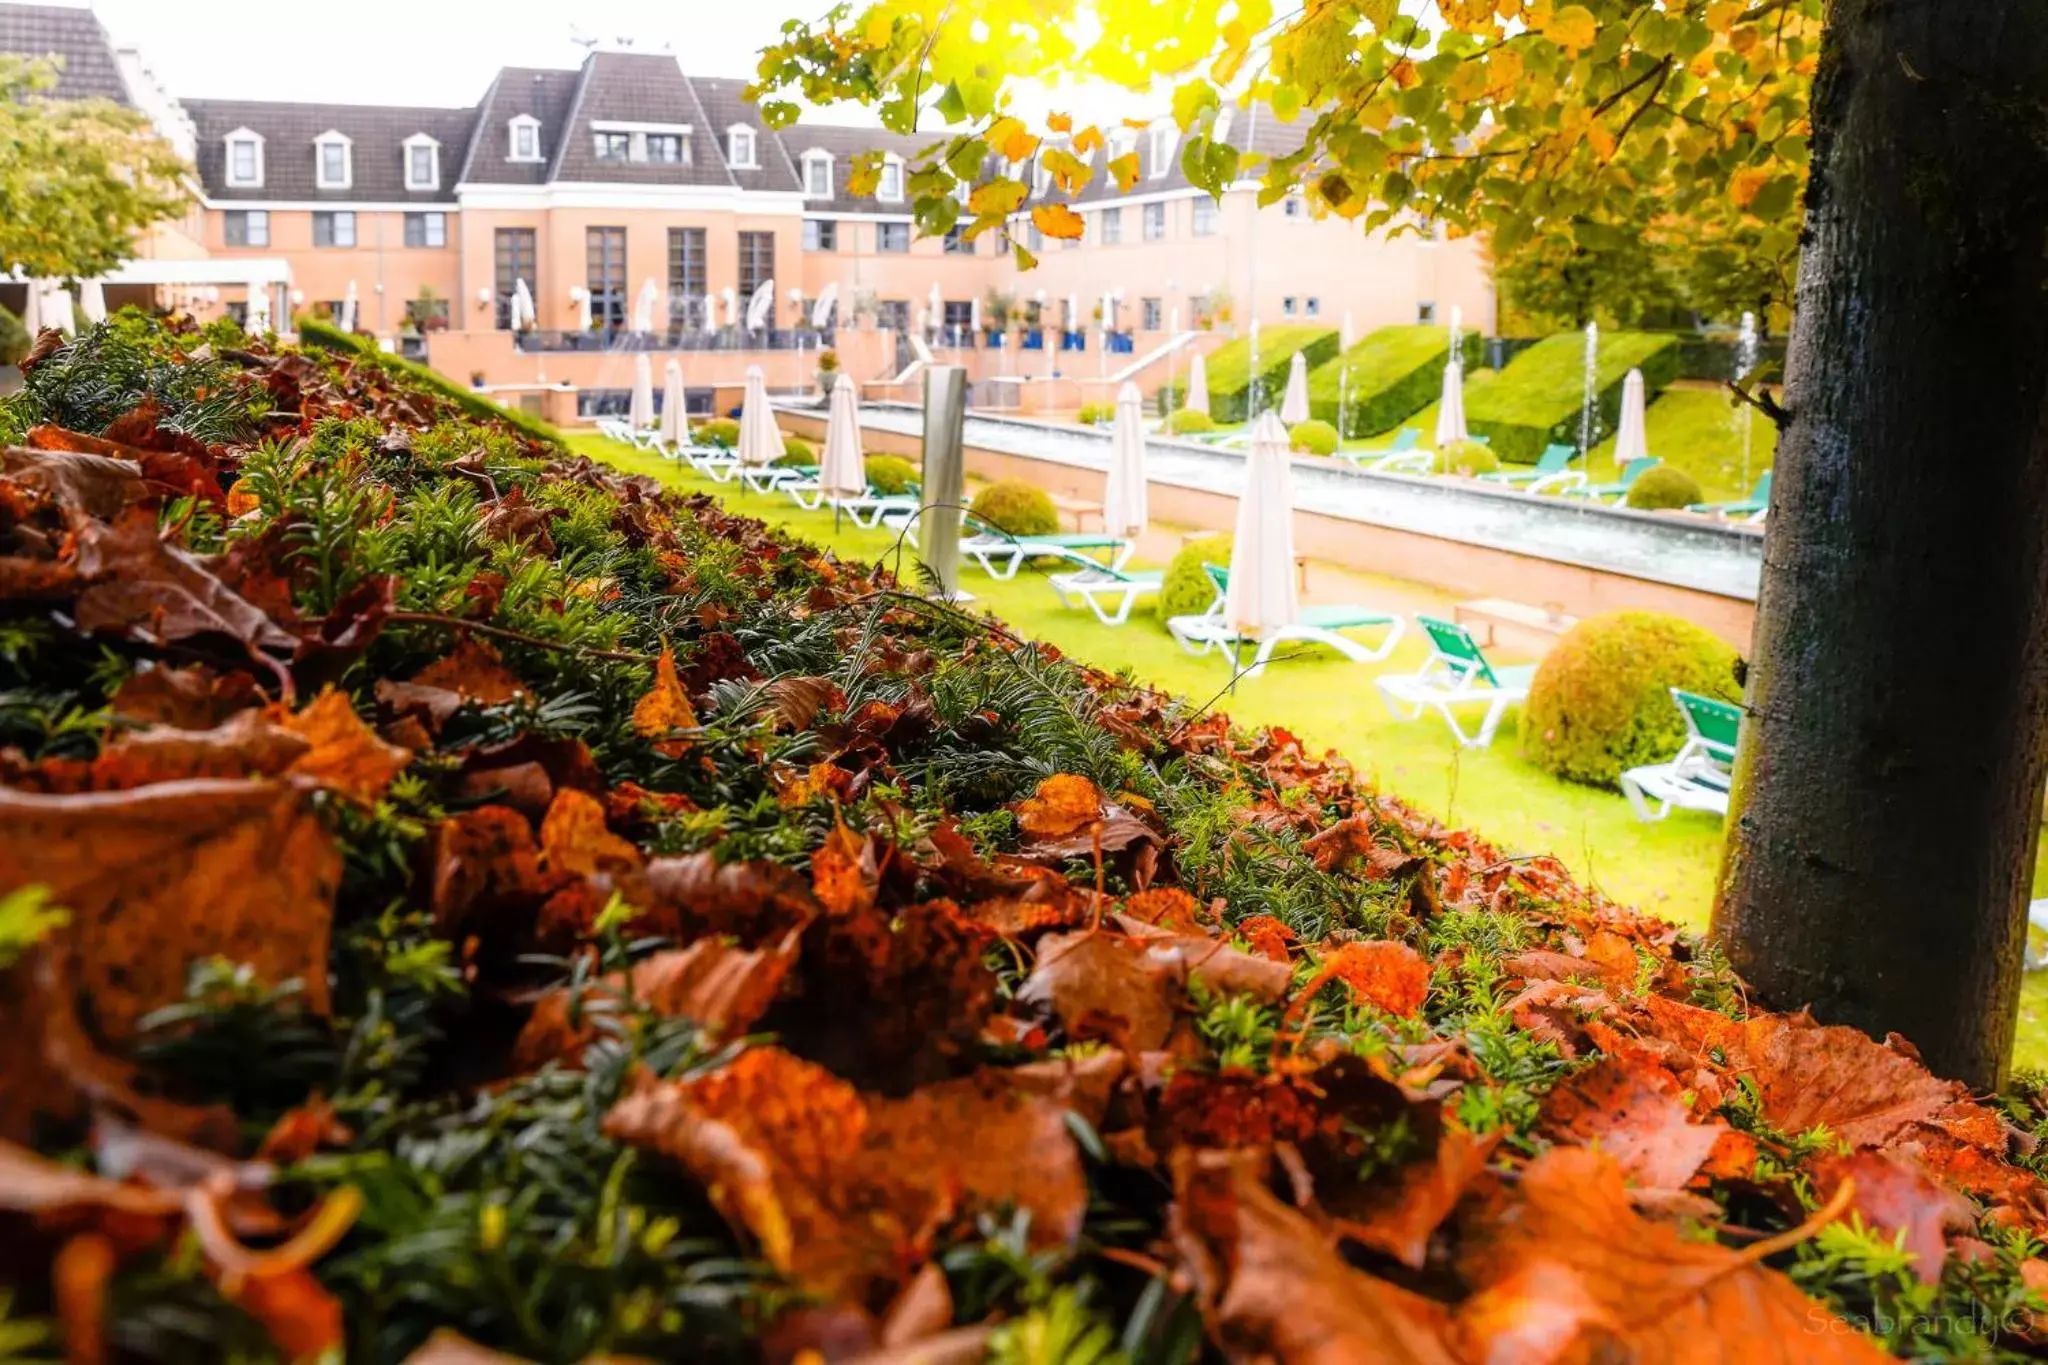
1048 493 1104 532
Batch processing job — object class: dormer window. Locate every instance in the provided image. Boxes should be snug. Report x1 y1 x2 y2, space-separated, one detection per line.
726 125 757 169
224 127 264 188
508 114 541 162
315 131 353 190
801 149 832 199
403 133 440 191
1147 125 1175 180
877 155 904 202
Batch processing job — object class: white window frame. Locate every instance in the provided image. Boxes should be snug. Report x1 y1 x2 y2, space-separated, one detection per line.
314 130 353 191
801 149 833 199
402 133 440 191
1143 201 1167 240
405 210 446 248
224 127 264 188
876 154 904 203
314 210 357 248
1192 197 1219 236
1147 124 1175 180
508 114 542 163
224 209 268 248
725 124 758 169
644 131 689 165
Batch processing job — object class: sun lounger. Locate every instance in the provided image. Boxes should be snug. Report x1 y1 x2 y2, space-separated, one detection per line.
959 519 1135 579
1046 558 1166 626
1689 471 1772 523
1619 689 1742 821
1166 564 1405 677
1339 427 1429 474
1478 443 1585 495
1564 456 1660 505
1374 615 1536 748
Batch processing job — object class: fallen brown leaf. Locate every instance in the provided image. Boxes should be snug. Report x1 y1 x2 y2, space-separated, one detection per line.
1538 1057 1730 1192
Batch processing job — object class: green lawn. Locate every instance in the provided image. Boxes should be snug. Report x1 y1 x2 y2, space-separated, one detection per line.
1465 331 1681 464
578 432 2048 1071
1195 325 1340 421
1582 382 1777 505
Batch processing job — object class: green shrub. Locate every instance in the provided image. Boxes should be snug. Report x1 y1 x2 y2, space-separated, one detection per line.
1160 535 1232 622
0 305 26 367
1201 326 1342 422
1465 331 1682 464
1075 403 1113 425
693 419 740 449
1432 440 1500 477
776 436 815 467
1624 463 1703 510
864 455 919 495
1288 419 1338 456
1521 611 1741 787
295 314 564 447
1305 325 1483 435
1164 407 1216 435
969 479 1059 537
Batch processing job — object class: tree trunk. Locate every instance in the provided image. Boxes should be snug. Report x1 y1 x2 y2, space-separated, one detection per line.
1713 0 2048 1088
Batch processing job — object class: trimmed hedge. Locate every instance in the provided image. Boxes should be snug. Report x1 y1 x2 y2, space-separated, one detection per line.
295 315 564 448
1432 440 1500 477
1521 611 1741 787
1625 463 1703 510
1289 420 1338 456
1076 403 1113 425
970 479 1058 536
1305 325 1484 436
1160 535 1232 622
1164 408 1215 435
1201 326 1340 423
775 437 815 468
864 455 919 495
694 419 740 449
1465 330 1681 465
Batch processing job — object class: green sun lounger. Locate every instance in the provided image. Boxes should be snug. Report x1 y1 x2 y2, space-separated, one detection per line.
1165 564 1404 676
1620 689 1741 820
1339 426 1427 473
1478 443 1584 494
1374 615 1536 748
1689 471 1772 522
1566 456 1660 505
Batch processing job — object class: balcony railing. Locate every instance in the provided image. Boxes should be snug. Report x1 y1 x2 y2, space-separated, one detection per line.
511 327 838 354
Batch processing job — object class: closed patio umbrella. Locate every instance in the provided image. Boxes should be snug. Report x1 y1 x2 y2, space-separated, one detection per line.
1613 367 1649 463
510 278 536 331
1185 351 1211 417
660 358 686 445
721 287 738 327
737 364 779 468
1434 356 1469 448
629 353 655 432
819 372 866 523
633 278 659 332
570 286 591 332
1226 412 1300 637
810 283 839 328
1279 351 1311 425
1341 310 1354 351
1103 381 1148 539
340 279 359 333
241 283 265 334
700 291 718 334
20 278 40 335
46 285 76 336
78 279 107 325
745 280 775 331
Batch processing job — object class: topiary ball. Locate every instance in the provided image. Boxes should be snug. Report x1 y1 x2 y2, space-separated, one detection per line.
1520 610 1742 787
693 419 740 449
969 480 1060 537
1159 535 1233 622
863 455 919 495
1625 463 1704 510
1288 419 1339 456
1075 403 1113 426
775 436 815 468
1433 440 1500 477
1165 408 1216 435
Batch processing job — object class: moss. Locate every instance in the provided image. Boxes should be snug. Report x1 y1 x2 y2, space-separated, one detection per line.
1465 332 1682 464
1288 419 1338 456
1433 440 1500 476
776 436 815 468
1164 408 1216 435
1624 463 1704 510
864 454 919 495
1160 535 1232 623
694 419 740 449
1521 611 1741 787
971 480 1059 537
1305 325 1482 435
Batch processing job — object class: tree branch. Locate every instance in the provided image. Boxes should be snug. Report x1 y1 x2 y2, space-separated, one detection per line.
1726 379 1790 430
1591 54 1673 121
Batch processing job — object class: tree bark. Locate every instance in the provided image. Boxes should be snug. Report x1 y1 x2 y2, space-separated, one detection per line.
1713 0 2048 1088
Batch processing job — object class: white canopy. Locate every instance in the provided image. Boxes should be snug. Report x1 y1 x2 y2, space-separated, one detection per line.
810 282 839 329
1279 351 1311 425
660 357 686 445
1103 381 1149 539
1185 351 1211 417
570 285 591 332
721 286 738 327
633 278 659 332
1341 310 1355 352
819 372 866 501
510 278 536 331
701 291 719 334
1613 367 1649 463
78 279 107 325
745 280 775 331
340 279 359 333
629 353 655 431
969 295 982 332
20 278 40 335
737 364 779 467
928 281 942 326
242 283 266 334
1225 412 1301 637
1434 356 1469 448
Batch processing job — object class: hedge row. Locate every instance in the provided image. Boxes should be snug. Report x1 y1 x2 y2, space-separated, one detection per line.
1465 331 1681 465
295 315 567 448
1305 325 1485 436
1190 325 1340 423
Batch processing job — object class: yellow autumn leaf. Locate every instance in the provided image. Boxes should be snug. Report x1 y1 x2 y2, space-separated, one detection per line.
1548 3 1597 50
987 115 1039 164
1729 165 1769 209
1030 202 1086 240
1042 146 1091 194
1486 48 1526 100
1586 121 1617 160
1704 0 1744 32
1073 125 1104 156
1438 0 1500 34
1107 152 1141 192
1047 111 1072 134
968 178 1028 215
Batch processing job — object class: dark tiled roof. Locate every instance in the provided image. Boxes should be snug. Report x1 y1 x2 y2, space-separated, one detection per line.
456 65 580 186
783 122 925 215
0 2 128 103
548 51 729 186
1069 103 1302 204
186 98 475 202
688 76 800 195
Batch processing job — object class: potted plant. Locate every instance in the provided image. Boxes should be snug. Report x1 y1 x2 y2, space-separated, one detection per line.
816 348 840 396
469 370 486 389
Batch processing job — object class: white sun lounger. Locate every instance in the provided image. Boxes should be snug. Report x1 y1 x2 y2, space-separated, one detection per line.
1619 689 1741 821
1164 564 1405 677
1374 615 1535 749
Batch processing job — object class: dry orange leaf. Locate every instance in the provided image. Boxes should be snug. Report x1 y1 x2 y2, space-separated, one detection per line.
1030 203 1086 241
0 778 340 1048
1304 940 1432 1018
1810 1151 1976 1284
1014 772 1103 839
1332 1122 1503 1269
631 644 699 739
811 821 874 918
1537 1057 1730 1192
538 787 643 879
278 688 411 804
410 635 526 705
